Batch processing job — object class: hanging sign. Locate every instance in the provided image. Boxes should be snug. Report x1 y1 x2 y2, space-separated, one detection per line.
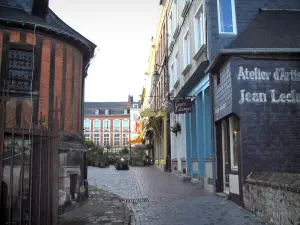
173 99 192 114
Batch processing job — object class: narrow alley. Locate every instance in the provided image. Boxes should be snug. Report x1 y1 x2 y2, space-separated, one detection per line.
88 166 265 225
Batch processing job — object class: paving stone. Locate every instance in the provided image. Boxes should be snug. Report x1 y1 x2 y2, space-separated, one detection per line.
88 166 267 225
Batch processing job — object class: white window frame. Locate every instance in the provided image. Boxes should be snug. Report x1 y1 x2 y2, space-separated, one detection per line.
123 133 129 146
114 133 120 146
175 52 179 82
93 119 101 131
113 119 121 131
84 134 90 141
103 120 110 131
93 133 100 145
168 12 173 46
133 104 138 108
122 119 129 131
229 116 238 170
170 63 174 90
194 4 205 53
84 119 91 131
105 109 109 115
95 109 99 115
217 0 237 34
104 133 110 146
124 109 128 114
183 30 190 68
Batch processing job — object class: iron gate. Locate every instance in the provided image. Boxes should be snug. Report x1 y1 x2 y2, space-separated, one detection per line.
0 90 59 225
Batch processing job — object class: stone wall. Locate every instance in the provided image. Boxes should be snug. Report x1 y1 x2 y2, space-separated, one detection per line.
243 172 300 225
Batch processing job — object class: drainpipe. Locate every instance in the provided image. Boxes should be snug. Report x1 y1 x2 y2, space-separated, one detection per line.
205 0 217 194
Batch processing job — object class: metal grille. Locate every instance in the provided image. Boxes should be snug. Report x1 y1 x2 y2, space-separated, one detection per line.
0 90 60 225
124 198 149 203
7 49 34 91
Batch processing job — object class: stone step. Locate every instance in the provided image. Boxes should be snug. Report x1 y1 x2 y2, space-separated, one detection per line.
190 177 204 189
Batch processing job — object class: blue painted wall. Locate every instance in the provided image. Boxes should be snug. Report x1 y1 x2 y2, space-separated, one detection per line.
186 75 212 177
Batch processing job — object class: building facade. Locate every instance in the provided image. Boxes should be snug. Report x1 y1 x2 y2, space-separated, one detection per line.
166 0 213 191
0 1 96 224
204 0 300 224
84 95 140 151
140 0 170 172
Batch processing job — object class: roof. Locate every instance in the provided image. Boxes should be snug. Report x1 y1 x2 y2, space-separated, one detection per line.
84 102 129 116
0 5 96 66
228 9 300 49
206 9 300 74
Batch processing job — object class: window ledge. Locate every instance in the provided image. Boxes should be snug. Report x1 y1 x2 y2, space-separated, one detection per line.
173 79 179 88
193 44 206 60
181 64 191 76
181 1 191 18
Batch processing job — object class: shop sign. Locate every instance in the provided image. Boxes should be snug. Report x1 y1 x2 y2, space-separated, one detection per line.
173 99 192 114
238 66 300 104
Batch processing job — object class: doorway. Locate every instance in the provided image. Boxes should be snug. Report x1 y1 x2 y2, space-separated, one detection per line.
221 120 230 193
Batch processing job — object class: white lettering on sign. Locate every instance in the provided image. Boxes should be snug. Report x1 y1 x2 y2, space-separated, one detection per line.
237 66 300 105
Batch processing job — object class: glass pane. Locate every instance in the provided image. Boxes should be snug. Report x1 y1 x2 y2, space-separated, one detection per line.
219 0 234 33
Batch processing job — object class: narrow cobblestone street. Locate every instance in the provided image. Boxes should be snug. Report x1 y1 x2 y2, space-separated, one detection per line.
88 166 266 225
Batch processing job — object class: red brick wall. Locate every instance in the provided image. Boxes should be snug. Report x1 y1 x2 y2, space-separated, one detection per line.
0 29 84 133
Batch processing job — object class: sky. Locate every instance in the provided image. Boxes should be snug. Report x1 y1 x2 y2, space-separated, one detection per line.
49 0 161 102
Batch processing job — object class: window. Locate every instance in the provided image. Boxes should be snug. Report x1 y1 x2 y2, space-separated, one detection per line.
122 120 129 131
93 120 101 131
84 134 90 141
183 31 190 68
124 109 128 114
170 63 174 90
7 49 35 92
174 52 179 83
168 12 173 45
133 104 139 108
103 120 110 131
94 134 100 145
114 134 120 146
133 113 139 121
113 120 121 131
217 0 237 34
95 109 99 115
105 109 109 115
194 6 205 52
229 116 240 170
104 133 110 146
84 120 91 131
123 134 129 146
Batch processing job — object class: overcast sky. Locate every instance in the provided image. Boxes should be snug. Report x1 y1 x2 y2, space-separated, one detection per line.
49 0 161 102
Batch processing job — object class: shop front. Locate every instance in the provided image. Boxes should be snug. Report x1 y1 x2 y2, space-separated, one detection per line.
207 52 300 217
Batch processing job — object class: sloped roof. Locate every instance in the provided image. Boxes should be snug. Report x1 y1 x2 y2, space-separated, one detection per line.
84 102 129 116
0 5 96 64
228 9 300 49
206 9 300 74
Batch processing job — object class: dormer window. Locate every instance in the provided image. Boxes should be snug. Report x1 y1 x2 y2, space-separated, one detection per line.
133 104 139 109
124 109 128 114
95 109 100 115
105 109 109 115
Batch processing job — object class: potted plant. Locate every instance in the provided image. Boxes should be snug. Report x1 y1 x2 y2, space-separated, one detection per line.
171 121 181 136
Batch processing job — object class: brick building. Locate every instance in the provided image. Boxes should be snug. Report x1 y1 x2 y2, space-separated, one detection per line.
0 1 96 224
84 95 140 151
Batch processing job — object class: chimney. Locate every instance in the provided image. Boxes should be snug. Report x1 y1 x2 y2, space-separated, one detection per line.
128 95 133 106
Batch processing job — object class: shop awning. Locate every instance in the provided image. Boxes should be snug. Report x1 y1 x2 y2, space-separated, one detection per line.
140 108 156 118
128 137 143 144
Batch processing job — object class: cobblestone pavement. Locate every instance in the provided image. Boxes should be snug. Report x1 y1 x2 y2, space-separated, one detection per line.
59 186 131 225
88 166 267 225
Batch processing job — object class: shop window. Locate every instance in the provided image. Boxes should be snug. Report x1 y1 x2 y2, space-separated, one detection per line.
229 115 240 170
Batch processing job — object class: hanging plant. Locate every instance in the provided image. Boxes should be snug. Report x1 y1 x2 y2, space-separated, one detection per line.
145 129 154 140
171 121 181 136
